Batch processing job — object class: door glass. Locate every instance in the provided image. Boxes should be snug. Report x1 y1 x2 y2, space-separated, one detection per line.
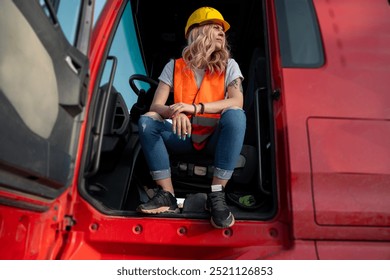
275 0 324 68
94 0 107 25
100 1 147 107
39 0 82 45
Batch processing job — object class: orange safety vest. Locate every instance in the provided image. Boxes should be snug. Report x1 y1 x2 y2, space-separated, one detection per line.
174 58 225 150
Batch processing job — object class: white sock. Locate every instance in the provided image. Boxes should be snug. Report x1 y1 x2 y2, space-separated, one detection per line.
211 184 223 192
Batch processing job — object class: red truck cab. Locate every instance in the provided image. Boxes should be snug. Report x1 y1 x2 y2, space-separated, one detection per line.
0 0 389 259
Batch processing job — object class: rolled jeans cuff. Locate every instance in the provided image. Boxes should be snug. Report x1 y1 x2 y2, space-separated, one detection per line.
214 167 234 180
150 168 171 180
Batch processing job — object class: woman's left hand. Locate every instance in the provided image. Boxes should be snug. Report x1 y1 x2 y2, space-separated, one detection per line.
171 113 192 140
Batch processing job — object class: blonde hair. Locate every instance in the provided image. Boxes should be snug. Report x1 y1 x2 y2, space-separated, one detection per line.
182 24 231 74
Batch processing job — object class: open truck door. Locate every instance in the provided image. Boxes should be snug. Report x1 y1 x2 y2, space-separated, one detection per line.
0 0 93 259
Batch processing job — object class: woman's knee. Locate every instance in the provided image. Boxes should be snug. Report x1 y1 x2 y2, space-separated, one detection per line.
138 112 163 133
221 106 242 114
139 112 163 122
220 107 246 127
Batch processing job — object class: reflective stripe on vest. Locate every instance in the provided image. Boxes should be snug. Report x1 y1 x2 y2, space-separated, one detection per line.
174 58 225 150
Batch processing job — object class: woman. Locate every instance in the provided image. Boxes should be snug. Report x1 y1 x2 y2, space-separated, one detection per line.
137 7 246 229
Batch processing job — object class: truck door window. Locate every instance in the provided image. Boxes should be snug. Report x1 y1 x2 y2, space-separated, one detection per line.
93 0 107 25
99 1 147 107
39 0 82 45
275 0 324 68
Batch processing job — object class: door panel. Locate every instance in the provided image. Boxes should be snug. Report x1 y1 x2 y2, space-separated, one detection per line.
0 0 93 259
0 0 90 199
308 118 390 227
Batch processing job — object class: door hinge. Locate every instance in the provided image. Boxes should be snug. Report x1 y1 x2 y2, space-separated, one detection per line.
58 215 76 231
272 88 281 101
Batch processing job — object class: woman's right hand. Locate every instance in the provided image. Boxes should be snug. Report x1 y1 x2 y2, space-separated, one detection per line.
171 113 192 140
169 102 194 118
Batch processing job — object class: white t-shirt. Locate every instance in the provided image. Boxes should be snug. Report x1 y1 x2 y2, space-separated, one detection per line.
158 58 244 95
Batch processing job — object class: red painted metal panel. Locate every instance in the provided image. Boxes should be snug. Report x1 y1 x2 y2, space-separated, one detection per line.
284 0 390 241
0 191 70 259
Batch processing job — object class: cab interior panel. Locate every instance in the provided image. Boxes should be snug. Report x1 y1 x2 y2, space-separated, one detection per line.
82 0 277 221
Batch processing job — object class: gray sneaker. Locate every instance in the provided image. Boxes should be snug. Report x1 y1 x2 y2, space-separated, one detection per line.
206 191 235 228
137 188 179 214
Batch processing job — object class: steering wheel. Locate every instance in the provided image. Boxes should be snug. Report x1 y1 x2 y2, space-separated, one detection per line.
129 74 158 96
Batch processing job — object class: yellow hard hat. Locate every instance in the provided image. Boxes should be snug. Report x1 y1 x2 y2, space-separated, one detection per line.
185 7 230 38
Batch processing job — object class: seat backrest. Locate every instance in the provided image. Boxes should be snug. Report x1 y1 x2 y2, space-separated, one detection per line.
243 48 267 146
129 77 174 123
130 84 156 122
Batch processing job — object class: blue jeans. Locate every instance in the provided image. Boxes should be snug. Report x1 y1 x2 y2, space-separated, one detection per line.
138 108 246 181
